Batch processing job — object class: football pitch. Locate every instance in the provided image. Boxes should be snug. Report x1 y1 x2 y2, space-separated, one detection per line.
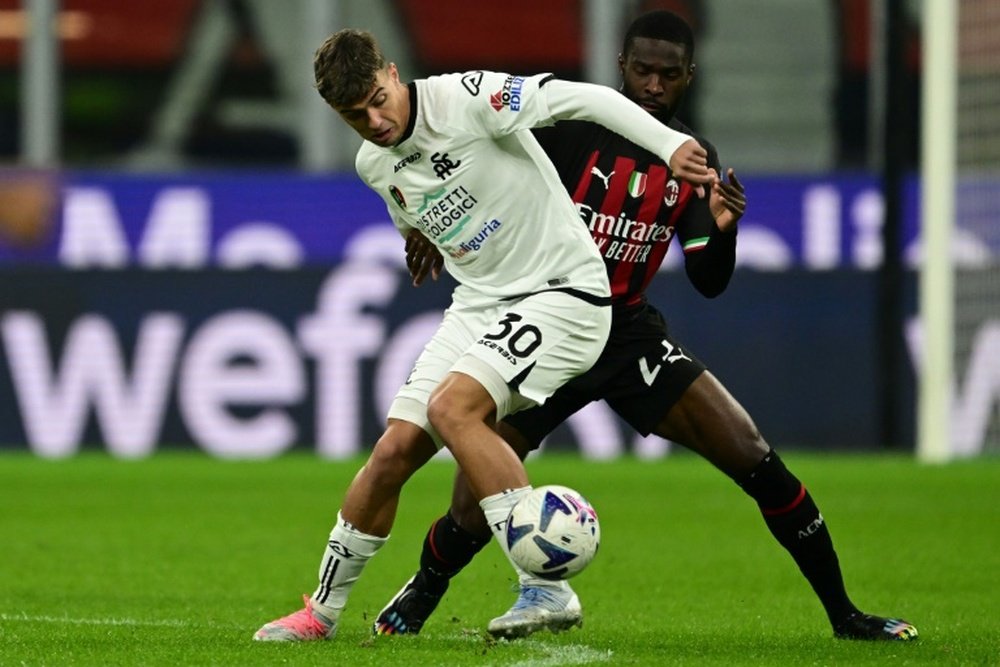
1 451 998 666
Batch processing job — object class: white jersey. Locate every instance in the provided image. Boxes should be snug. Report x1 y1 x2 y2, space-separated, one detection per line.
357 71 613 306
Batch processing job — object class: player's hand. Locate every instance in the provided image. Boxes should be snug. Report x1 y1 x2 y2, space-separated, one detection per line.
669 138 711 198
405 228 443 286
709 167 745 232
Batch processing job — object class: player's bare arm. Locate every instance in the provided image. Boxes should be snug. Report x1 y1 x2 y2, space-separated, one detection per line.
405 228 444 286
709 167 745 232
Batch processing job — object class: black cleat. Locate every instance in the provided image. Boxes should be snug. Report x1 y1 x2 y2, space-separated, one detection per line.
834 612 919 641
373 572 448 635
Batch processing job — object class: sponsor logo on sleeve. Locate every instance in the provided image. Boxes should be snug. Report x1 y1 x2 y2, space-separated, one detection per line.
489 75 525 112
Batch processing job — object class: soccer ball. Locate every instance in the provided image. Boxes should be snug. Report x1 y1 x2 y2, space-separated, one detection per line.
505 485 600 580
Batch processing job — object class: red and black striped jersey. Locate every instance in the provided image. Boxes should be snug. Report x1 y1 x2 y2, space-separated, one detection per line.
533 116 736 309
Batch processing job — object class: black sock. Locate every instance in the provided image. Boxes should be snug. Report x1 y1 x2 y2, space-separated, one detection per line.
736 450 858 625
418 512 490 593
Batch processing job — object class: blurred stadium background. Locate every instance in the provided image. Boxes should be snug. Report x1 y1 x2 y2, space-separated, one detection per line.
0 0 996 462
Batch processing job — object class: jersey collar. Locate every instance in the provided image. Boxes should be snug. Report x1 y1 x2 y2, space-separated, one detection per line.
394 81 418 146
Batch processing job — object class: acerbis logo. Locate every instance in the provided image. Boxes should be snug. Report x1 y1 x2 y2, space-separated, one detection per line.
462 71 484 96
490 76 525 112
394 152 421 173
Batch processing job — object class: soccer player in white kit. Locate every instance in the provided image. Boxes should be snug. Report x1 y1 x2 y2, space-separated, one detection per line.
254 28 711 641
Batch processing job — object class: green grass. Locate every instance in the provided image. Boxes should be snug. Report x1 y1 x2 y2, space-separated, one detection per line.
1 451 998 665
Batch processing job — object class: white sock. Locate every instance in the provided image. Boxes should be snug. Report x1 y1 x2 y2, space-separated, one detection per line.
480 487 573 592
480 487 533 582
309 511 388 620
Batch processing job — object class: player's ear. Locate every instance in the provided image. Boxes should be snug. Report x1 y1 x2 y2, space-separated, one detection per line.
686 62 696 85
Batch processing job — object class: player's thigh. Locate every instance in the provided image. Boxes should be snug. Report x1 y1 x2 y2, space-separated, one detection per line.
655 371 769 478
604 331 706 436
388 306 486 445
500 387 592 454
453 290 610 421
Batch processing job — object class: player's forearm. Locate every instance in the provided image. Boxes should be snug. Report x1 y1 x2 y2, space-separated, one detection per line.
684 225 737 298
543 79 692 163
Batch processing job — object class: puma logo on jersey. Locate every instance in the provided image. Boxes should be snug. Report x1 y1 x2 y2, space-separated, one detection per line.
639 339 693 386
590 166 614 189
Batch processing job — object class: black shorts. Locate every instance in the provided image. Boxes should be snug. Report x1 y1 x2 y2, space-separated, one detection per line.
503 302 706 448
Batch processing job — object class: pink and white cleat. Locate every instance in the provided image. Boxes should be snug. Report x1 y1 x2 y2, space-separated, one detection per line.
253 595 336 641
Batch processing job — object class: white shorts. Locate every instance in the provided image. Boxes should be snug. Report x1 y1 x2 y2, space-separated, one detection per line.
388 289 611 447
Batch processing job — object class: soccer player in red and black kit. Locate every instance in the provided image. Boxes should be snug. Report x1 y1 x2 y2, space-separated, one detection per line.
374 10 918 642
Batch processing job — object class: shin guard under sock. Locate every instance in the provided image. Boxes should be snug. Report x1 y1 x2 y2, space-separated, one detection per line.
737 450 858 624
481 487 536 583
419 511 491 591
311 512 387 619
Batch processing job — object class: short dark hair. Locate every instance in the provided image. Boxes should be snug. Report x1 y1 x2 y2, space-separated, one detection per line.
314 29 387 108
622 10 695 61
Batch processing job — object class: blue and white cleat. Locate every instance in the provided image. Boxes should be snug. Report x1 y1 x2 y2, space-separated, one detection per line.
486 582 582 639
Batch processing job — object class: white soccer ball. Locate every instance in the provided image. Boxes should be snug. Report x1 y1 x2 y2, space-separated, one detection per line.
505 485 600 580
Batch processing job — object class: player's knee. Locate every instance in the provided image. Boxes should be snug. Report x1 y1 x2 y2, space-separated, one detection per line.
366 434 424 489
426 389 465 441
708 388 770 460
738 420 769 456
724 420 771 474
428 373 496 443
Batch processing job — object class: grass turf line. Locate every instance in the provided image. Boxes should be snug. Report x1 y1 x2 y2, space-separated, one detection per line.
0 451 998 665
